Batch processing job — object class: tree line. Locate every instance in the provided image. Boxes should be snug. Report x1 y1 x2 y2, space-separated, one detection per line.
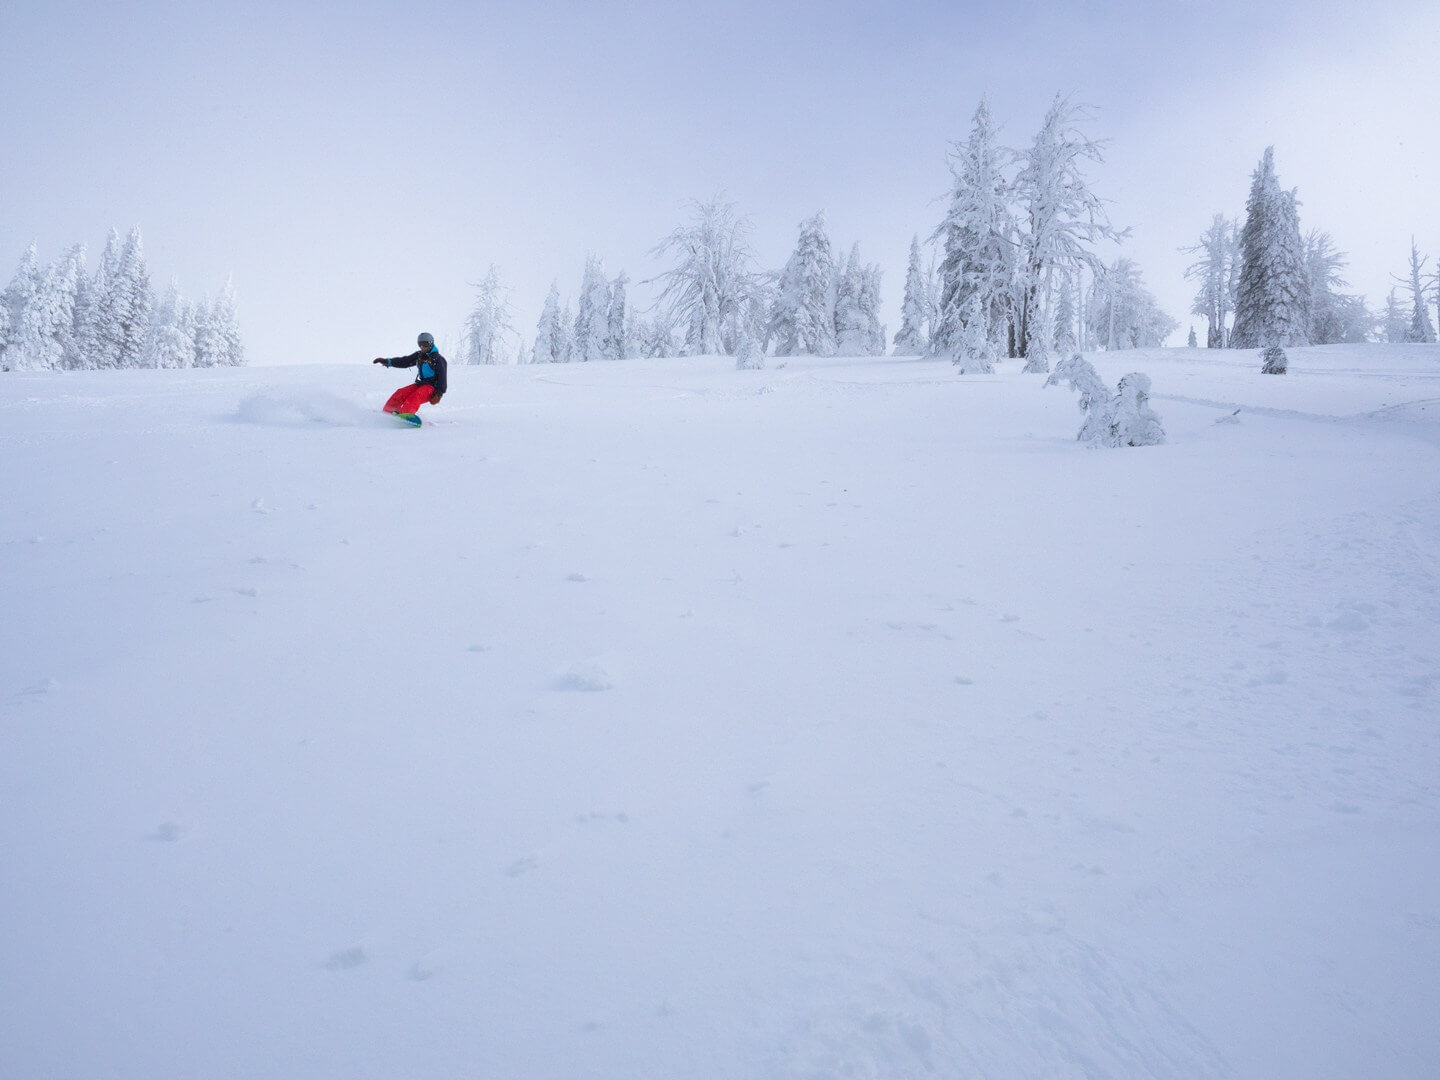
0 227 244 372
1184 148 1437 349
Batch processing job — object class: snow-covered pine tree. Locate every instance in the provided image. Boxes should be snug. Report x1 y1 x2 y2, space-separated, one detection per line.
650 196 762 356
192 292 224 367
1012 95 1123 372
1053 269 1077 354
148 279 194 369
15 246 82 370
573 256 610 362
4 243 43 369
1183 214 1238 347
1230 148 1310 348
892 235 927 355
1187 326 1198 347
622 308 645 362
932 97 1014 369
559 301 576 362
833 243 861 353
0 281 10 369
734 328 764 370
75 229 121 367
461 266 513 365
1382 286 1410 343
606 272 628 361
1261 345 1288 374
770 212 837 356
1108 373 1165 446
1399 240 1437 343
53 244 87 369
859 263 885 355
110 227 153 368
210 278 245 366
533 283 563 364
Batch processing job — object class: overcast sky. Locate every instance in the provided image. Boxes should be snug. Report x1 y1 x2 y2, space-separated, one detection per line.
3 0 1436 365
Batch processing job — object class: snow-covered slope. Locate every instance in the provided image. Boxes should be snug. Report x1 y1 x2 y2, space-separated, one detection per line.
3 345 1438 1079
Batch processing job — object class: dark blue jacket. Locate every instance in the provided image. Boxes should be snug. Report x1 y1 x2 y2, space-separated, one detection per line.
383 348 447 395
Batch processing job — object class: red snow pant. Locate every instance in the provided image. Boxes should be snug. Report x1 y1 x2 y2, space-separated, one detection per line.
383 383 437 414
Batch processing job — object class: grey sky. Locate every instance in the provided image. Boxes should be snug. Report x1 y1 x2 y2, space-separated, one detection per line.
3 0 1436 364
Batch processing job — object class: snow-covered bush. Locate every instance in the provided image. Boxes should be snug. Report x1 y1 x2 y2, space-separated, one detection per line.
1045 353 1165 447
1108 372 1165 446
1261 345 1288 374
735 332 765 370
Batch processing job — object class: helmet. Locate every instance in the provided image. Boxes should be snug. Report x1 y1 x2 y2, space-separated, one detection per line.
417 331 435 347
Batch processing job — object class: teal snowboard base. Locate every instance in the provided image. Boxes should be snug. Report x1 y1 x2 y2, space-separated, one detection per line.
391 411 422 427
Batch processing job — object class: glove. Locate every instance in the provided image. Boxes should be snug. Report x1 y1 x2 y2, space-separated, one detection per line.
430 391 444 404
372 357 386 365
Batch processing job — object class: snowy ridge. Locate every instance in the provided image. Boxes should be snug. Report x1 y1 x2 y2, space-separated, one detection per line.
2 344 1439 1079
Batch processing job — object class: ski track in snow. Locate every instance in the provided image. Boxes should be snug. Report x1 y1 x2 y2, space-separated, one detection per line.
1 345 1438 1079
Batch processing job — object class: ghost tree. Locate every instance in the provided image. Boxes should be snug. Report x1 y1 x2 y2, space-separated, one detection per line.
1012 95 1124 372
650 196 763 356
606 272 629 361
770 211 837 356
1230 148 1310 348
1183 214 1238 347
461 265 514 365
892 235 928 355
1396 240 1437 343
932 97 1014 372
532 283 564 364
1089 258 1177 348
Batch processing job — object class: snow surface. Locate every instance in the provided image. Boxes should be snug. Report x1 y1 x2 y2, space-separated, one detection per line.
2 344 1439 1079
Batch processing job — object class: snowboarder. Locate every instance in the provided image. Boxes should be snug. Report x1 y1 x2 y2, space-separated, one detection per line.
373 332 447 424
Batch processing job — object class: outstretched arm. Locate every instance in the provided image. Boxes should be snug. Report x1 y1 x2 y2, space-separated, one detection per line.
374 350 421 369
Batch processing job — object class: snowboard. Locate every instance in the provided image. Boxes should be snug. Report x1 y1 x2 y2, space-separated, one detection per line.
392 412 422 427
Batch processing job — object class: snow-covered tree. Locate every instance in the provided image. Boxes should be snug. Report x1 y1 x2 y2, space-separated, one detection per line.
1230 148 1310 348
559 301 576 363
99 226 154 369
573 256 610 363
1382 286 1410 343
52 244 88 369
892 235 927 355
770 212 837 357
833 243 884 355
4 243 43 369
0 284 10 369
192 292 223 368
74 230 121 367
735 329 764 370
605 272 629 361
1300 230 1369 345
1053 269 1077 354
1045 353 1164 447
1397 240 1437 343
650 196 764 356
1187 326 1198 347
210 278 245 366
622 307 645 361
1183 214 1238 347
932 97 1014 369
1012 96 1124 372
1261 345 1288 374
460 265 514 365
148 279 194 369
1089 258 1177 348
532 283 564 364
14 246 84 370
